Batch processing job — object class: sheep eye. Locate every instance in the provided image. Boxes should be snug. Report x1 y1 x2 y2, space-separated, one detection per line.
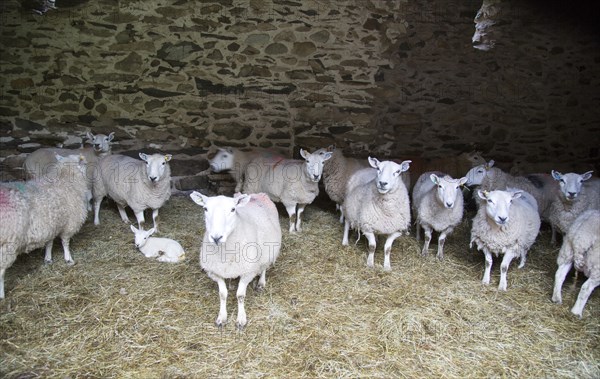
162 162 166 165
230 208 235 213
203 206 208 211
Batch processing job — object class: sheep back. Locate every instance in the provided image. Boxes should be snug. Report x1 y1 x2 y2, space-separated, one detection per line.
322 149 369 204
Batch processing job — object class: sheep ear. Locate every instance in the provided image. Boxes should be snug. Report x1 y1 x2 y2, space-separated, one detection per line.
430 173 440 184
327 144 336 152
139 153 149 162
368 157 379 169
55 153 64 162
130 224 138 233
458 177 468 187
321 152 333 161
225 147 234 154
399 160 411 172
107 132 115 142
512 191 523 200
551 170 562 181
148 227 156 235
86 132 95 141
477 189 488 200
190 191 206 207
299 148 308 160
581 171 593 181
236 194 251 208
486 160 495 169
164 154 172 162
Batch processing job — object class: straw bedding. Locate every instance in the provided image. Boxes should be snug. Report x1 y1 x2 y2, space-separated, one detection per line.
1 194 598 378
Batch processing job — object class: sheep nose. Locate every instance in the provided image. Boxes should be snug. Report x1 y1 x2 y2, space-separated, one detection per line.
313 174 319 181
149 176 157 182
497 216 507 224
379 181 388 187
211 235 223 244
567 192 577 198
445 202 454 208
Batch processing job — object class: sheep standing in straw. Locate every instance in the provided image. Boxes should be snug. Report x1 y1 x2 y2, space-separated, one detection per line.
412 172 468 260
93 153 172 230
552 209 600 318
0 154 88 299
342 157 412 271
470 189 541 291
243 148 332 233
209 147 285 192
190 191 281 329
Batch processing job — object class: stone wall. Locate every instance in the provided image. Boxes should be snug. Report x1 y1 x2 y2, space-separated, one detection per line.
1 0 598 189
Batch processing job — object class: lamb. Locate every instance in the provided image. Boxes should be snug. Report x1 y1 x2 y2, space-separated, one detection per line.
470 189 541 291
0 154 89 299
93 153 172 230
190 191 282 329
551 209 600 318
130 225 185 263
209 147 285 192
545 170 599 244
24 132 115 209
242 148 332 233
412 172 468 260
342 158 412 271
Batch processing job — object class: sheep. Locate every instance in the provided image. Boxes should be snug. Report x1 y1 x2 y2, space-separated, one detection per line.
551 209 600 318
407 151 486 189
190 191 281 328
209 147 285 192
93 153 172 230
319 145 370 223
545 170 599 244
470 189 541 291
342 157 412 271
130 225 185 263
242 148 332 233
412 172 468 260
0 154 89 299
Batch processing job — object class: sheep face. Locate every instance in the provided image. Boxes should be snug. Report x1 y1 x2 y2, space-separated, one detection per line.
431 174 468 209
478 189 522 226
300 148 332 182
139 153 172 183
368 157 411 194
86 132 114 153
209 147 234 172
190 192 251 245
465 159 495 186
551 170 593 201
130 225 156 248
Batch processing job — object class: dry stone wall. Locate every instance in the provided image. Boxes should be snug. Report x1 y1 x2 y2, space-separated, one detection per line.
0 0 598 190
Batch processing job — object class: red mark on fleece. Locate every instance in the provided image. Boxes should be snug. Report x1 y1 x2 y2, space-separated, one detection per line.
0 188 14 209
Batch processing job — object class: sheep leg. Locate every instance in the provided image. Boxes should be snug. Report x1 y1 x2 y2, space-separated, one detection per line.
550 225 557 245
255 269 266 292
133 210 146 229
338 205 345 224
282 202 298 233
571 277 600 318
93 196 103 225
498 251 515 291
383 232 402 271
44 240 54 264
236 274 254 329
213 276 228 327
482 250 493 285
551 262 572 304
151 209 159 232
61 236 75 265
415 222 421 241
118 204 130 224
0 267 5 299
517 251 527 269
296 204 306 232
437 231 450 261
364 232 377 268
342 220 350 246
421 226 432 257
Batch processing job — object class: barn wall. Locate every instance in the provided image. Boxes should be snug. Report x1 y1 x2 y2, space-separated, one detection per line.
1 0 599 187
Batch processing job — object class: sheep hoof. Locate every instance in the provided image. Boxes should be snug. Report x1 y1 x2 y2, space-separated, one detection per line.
254 284 265 293
66 260 75 266
383 266 392 272
44 259 53 265
215 318 226 328
236 321 246 331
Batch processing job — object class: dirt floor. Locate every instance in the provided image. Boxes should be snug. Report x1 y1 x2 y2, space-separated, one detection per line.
1 194 599 378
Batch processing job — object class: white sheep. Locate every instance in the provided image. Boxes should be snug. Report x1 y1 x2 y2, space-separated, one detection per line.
408 151 486 189
190 191 282 328
130 225 185 263
93 153 172 230
342 157 412 271
319 146 370 223
412 171 468 260
24 132 115 209
0 154 89 298
209 147 285 192
242 148 332 233
470 189 541 291
545 170 599 244
551 209 600 318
